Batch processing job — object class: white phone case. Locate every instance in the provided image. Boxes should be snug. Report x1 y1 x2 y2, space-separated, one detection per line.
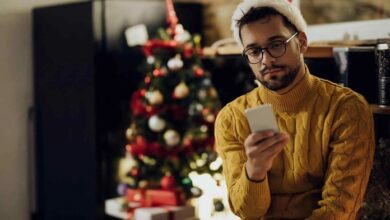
245 104 279 133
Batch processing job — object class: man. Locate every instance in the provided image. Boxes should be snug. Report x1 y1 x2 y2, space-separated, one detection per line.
214 0 375 219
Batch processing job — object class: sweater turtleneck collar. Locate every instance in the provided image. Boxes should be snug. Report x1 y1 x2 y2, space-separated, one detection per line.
257 65 318 112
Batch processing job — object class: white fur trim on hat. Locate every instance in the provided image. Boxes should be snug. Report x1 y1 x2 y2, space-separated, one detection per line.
231 0 307 48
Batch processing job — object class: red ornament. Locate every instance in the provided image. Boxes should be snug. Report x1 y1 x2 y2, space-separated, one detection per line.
130 167 140 177
194 67 205 77
160 173 177 190
153 68 164 77
130 90 147 116
126 140 147 157
144 76 151 84
183 43 193 58
182 138 192 148
195 47 203 56
140 89 147 97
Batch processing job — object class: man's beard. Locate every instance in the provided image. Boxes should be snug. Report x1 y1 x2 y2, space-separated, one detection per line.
257 62 301 91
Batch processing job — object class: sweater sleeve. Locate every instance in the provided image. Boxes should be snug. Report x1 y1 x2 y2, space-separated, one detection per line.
306 95 375 220
215 105 271 219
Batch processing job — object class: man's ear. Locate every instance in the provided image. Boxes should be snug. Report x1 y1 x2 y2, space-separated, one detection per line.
298 32 308 53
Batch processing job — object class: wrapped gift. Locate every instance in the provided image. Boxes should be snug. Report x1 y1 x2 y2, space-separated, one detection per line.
126 188 147 205
105 197 129 219
146 189 185 206
133 206 195 220
126 188 185 207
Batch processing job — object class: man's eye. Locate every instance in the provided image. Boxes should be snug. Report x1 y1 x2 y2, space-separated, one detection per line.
269 41 284 49
246 48 261 56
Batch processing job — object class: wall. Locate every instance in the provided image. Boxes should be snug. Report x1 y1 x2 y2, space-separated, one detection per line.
307 19 390 43
0 1 84 219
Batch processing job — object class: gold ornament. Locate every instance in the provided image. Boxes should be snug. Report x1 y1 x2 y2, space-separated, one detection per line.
205 114 215 123
163 129 181 147
210 88 218 98
126 128 134 141
174 82 189 99
146 90 164 105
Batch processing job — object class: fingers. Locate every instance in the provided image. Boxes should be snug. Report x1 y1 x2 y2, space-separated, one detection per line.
245 132 289 159
244 130 275 146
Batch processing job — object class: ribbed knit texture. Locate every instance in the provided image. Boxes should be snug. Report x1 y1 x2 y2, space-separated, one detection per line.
215 69 375 220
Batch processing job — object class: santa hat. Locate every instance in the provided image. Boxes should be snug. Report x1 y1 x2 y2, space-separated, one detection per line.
231 0 307 48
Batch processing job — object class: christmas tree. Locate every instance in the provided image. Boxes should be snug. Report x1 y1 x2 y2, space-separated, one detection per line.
117 0 222 204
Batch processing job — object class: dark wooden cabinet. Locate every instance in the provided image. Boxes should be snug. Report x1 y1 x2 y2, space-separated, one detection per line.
33 1 202 219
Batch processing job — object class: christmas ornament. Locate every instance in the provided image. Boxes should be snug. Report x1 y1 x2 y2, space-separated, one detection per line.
160 173 177 190
126 127 135 141
127 136 149 156
147 56 155 64
173 82 189 99
167 54 184 71
130 167 140 177
174 24 191 43
201 108 210 116
148 115 166 132
153 68 165 77
144 76 151 85
202 78 212 87
118 154 138 182
188 103 203 116
146 90 164 105
194 66 205 77
181 177 192 187
183 43 193 58
210 88 218 98
193 34 202 48
182 137 192 148
164 129 180 147
197 89 207 101
131 90 147 116
205 114 215 123
200 125 208 133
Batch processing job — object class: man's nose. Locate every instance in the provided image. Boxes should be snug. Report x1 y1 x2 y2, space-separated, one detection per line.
261 50 276 66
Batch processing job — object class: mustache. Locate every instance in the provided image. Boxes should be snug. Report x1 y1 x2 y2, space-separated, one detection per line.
260 64 285 75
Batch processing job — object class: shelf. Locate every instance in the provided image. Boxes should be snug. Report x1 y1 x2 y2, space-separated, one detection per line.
304 46 333 58
370 105 390 115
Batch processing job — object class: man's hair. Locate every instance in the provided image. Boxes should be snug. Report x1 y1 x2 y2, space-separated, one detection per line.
237 7 298 42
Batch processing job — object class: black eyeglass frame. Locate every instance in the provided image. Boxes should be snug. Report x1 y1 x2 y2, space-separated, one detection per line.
242 32 299 64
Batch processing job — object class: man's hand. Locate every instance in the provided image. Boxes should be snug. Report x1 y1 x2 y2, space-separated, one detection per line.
244 130 289 181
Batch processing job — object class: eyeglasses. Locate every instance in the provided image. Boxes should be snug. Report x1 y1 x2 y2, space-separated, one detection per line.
242 32 299 64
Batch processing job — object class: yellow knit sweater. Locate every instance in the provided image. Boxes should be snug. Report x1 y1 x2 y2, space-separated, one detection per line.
215 69 375 220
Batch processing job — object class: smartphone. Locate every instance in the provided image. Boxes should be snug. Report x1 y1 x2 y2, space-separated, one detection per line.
244 104 279 133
